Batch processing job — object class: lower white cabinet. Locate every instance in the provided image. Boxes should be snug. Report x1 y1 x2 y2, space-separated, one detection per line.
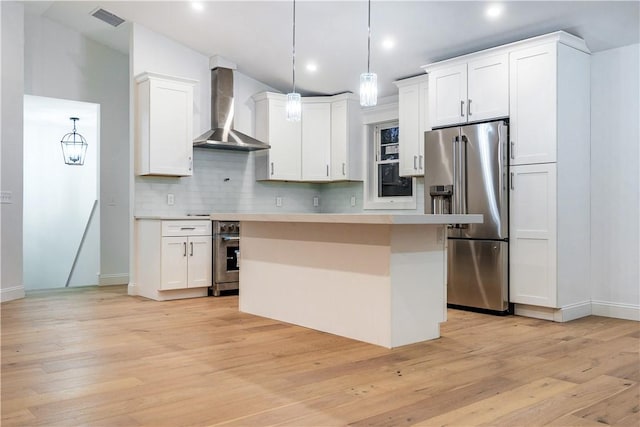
509 161 591 321
509 163 557 307
133 219 211 301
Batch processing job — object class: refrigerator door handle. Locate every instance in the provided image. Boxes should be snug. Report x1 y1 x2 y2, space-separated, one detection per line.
452 135 458 214
460 135 468 215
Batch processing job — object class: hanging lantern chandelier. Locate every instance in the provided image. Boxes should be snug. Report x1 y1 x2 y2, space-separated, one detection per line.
360 0 378 107
60 117 88 166
285 0 301 121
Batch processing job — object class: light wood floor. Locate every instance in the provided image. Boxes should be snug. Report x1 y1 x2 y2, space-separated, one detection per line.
1 286 638 426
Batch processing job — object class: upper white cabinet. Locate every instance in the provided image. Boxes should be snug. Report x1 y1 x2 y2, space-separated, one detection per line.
253 92 302 181
135 73 197 177
331 95 363 181
424 54 508 128
302 101 332 181
395 74 429 176
254 92 363 182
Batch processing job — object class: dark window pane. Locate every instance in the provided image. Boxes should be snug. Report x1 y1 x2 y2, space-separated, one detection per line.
378 163 412 197
380 127 399 145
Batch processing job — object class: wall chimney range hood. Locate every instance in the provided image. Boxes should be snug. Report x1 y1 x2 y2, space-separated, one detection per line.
193 67 270 151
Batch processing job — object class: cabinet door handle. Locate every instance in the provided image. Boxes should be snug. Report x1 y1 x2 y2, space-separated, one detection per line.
468 99 472 116
342 162 346 176
183 242 187 257
413 155 417 170
270 162 274 176
189 157 192 171
460 100 465 117
510 172 515 190
510 141 515 159
326 164 329 177
190 241 193 256
419 155 423 170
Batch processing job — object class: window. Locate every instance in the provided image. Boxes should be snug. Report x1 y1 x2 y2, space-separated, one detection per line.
364 121 416 210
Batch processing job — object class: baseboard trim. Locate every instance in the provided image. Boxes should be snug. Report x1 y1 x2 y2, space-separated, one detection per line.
1 285 26 302
99 273 129 286
128 283 137 296
592 301 640 321
514 301 591 322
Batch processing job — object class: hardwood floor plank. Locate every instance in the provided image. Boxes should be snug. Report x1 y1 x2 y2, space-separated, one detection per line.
2 286 638 427
478 375 636 426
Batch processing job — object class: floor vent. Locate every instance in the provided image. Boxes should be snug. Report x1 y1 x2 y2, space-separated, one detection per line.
91 8 125 27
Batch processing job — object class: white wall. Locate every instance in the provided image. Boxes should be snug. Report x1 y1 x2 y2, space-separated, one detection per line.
0 1 25 302
24 13 130 286
590 43 640 321
23 95 100 289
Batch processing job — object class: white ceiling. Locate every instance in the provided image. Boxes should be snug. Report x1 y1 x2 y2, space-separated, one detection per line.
23 1 640 98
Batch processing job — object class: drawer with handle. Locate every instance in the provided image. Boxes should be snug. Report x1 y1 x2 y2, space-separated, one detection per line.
162 220 211 237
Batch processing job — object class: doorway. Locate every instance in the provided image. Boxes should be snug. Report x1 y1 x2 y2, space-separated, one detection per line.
23 95 100 289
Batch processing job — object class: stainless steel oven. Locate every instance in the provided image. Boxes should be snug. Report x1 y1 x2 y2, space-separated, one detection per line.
211 221 239 296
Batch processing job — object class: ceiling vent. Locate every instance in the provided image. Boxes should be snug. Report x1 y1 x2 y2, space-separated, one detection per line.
90 8 125 27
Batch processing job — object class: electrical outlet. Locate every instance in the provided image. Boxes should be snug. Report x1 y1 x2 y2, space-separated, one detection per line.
350 195 356 207
276 196 283 207
167 193 175 205
313 196 319 207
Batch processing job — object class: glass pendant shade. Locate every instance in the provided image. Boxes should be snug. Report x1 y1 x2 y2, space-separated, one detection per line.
286 92 302 122
60 117 88 166
359 72 378 107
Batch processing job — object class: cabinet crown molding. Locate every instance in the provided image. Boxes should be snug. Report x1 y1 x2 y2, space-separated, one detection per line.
134 72 198 85
252 91 358 103
421 31 589 73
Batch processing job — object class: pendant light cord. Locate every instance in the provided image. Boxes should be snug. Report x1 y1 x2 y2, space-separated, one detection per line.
292 0 296 93
367 0 371 73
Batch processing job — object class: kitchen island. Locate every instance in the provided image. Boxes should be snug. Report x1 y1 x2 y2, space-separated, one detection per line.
210 213 483 348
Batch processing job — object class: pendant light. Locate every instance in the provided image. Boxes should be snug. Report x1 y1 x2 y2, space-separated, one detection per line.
360 0 377 107
60 117 88 166
285 0 301 121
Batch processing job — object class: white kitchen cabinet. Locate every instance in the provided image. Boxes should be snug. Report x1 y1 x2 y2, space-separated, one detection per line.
507 34 591 321
509 163 557 307
425 54 508 128
302 101 331 181
133 219 212 301
254 92 363 183
253 92 302 181
135 73 196 177
395 74 429 176
330 94 363 181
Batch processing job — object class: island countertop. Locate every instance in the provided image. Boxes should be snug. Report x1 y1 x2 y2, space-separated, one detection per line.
209 213 483 225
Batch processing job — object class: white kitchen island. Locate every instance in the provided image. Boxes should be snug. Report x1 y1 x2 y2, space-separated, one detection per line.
210 213 482 348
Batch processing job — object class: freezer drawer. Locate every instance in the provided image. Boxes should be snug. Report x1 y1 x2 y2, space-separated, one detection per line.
448 239 508 312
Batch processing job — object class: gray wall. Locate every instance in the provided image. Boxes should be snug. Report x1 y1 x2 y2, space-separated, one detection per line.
23 12 130 286
0 1 25 301
590 43 640 319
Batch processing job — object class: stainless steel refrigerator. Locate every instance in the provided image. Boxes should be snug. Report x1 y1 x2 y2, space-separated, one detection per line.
424 120 509 313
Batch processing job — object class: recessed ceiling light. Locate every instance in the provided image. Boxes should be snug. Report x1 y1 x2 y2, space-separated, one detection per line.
486 4 503 19
306 63 318 72
191 2 204 12
382 38 395 50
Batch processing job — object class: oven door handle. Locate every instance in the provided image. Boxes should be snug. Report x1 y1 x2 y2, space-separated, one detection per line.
221 236 240 242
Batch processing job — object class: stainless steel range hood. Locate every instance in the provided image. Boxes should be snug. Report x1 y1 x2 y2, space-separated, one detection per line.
193 67 270 151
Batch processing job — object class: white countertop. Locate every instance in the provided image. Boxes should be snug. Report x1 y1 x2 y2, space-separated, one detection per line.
135 215 211 220
209 213 483 225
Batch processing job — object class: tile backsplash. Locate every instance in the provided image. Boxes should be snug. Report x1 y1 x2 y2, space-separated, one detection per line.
135 148 322 216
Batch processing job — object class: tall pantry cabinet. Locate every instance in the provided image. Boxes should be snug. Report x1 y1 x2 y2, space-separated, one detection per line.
508 35 591 321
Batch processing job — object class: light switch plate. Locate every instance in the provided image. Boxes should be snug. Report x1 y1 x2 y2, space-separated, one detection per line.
167 194 175 205
350 196 356 207
0 191 12 204
313 196 319 207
